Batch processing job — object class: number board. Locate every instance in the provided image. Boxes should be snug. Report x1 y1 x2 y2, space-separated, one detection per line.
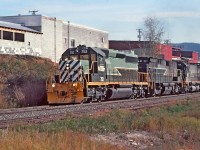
69 47 88 55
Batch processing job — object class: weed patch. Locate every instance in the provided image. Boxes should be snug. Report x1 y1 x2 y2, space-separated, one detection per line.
4 100 200 149
0 54 53 108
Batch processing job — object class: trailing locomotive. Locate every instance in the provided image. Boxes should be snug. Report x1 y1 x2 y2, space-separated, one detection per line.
47 45 200 104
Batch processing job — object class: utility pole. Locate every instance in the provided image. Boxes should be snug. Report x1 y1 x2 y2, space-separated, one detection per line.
136 29 142 41
54 17 57 62
68 21 70 49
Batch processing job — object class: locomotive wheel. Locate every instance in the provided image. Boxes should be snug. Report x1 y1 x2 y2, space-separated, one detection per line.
129 94 134 99
141 92 145 98
90 99 93 103
97 96 102 103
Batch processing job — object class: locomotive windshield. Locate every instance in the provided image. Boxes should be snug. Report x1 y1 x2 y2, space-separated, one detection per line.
68 46 97 61
68 54 96 61
69 55 78 60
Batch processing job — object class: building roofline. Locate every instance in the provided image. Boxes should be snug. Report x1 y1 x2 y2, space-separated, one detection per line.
0 14 108 34
63 21 108 33
0 14 42 17
0 20 42 34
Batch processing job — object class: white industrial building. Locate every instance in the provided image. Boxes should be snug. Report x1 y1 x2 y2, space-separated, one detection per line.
0 14 109 62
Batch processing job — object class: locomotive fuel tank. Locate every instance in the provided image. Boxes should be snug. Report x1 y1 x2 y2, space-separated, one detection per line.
190 85 200 92
106 88 132 99
190 86 197 92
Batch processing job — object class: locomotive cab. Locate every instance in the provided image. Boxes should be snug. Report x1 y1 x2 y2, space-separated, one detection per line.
62 45 106 83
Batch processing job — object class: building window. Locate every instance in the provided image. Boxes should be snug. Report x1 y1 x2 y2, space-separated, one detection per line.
64 38 67 44
101 37 104 43
3 31 13 41
15 33 24 42
71 39 75 47
28 41 30 46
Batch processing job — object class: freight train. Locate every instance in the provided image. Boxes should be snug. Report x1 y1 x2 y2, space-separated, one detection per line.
47 45 200 104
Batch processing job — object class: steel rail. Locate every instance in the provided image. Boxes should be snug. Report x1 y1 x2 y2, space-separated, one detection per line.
0 93 199 129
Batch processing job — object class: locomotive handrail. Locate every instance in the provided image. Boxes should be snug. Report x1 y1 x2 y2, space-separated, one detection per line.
87 61 97 82
138 72 149 82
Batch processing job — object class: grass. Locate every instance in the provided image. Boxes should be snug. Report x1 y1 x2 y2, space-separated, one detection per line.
0 130 123 150
0 54 53 108
19 101 196 134
1 100 200 149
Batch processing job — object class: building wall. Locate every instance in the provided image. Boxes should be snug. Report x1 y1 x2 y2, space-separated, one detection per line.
159 44 172 61
181 51 199 64
109 40 149 50
0 27 42 56
0 15 109 62
192 51 198 63
172 50 199 63
63 22 108 50
41 16 63 62
172 50 181 58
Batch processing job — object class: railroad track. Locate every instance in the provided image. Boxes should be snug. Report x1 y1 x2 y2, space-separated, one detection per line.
0 93 199 129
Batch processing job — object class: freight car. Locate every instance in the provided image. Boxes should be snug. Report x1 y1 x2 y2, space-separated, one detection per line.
47 45 200 104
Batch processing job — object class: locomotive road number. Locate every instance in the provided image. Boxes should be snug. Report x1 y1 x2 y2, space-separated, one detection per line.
81 50 88 54
69 49 88 54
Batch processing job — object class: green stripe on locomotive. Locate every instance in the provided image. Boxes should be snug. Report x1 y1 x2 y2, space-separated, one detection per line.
104 49 138 82
106 49 138 73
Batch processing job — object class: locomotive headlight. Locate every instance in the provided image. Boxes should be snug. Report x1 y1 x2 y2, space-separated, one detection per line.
66 63 70 70
52 83 55 88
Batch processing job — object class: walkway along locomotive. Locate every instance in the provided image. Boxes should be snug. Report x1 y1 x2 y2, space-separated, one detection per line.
47 45 200 104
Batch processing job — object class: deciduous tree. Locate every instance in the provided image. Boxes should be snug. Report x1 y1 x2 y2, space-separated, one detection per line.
142 16 165 58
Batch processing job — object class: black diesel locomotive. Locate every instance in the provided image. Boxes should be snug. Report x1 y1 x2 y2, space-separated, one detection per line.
47 45 200 104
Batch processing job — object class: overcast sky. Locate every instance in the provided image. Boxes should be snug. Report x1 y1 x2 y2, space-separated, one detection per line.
1 0 200 43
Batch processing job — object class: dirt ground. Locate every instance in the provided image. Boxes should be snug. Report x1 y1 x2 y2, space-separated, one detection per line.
93 131 164 150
